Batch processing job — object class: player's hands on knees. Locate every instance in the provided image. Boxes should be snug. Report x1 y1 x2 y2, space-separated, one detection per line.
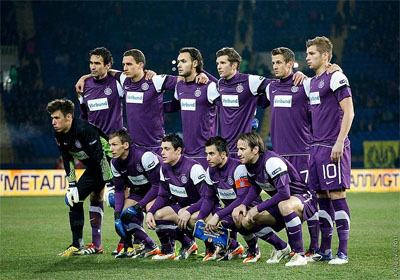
247 206 259 223
178 210 191 229
232 204 247 223
65 182 79 207
146 213 156 230
326 63 343 74
292 71 306 86
205 214 219 232
144 69 157 80
195 73 209 84
331 140 344 162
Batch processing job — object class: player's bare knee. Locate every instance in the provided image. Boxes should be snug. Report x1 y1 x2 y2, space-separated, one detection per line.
154 210 164 221
90 191 102 202
330 189 346 200
317 190 330 199
242 216 253 230
278 200 295 216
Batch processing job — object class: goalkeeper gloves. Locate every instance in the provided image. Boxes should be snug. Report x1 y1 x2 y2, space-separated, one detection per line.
65 182 79 207
104 182 115 208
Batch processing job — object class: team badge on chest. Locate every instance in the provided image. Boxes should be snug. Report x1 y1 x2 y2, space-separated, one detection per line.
194 88 201 97
236 83 244 93
141 82 149 91
227 176 234 186
104 87 112 95
75 140 82 148
180 175 188 184
291 86 298 93
136 164 144 172
318 80 325 89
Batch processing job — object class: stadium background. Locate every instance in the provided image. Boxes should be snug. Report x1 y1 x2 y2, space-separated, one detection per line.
0 1 399 279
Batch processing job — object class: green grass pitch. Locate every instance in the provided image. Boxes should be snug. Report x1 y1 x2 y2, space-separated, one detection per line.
1 193 399 280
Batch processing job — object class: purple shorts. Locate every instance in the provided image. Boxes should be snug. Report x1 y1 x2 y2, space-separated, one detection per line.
309 143 351 191
265 192 317 232
282 154 310 184
127 193 144 203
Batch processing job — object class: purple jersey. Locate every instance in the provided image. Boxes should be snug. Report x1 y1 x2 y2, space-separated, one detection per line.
266 74 312 154
243 150 308 212
79 74 124 135
116 73 177 149
307 71 352 145
110 145 161 213
218 72 270 152
198 157 258 220
149 155 207 214
174 80 219 158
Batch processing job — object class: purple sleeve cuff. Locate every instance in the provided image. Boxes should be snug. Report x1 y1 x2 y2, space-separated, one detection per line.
115 190 125 213
216 187 248 218
256 173 291 212
242 185 261 206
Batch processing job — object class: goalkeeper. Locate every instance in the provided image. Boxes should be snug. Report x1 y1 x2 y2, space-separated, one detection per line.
47 99 113 256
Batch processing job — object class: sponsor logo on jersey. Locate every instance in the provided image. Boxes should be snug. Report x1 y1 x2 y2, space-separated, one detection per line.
180 99 196 111
339 79 346 84
128 175 149 185
217 188 237 200
236 83 244 93
147 161 156 169
87 98 109 111
221 95 239 107
194 88 202 97
273 95 292 108
104 87 112 95
309 92 321 105
198 174 205 180
126 91 144 104
141 82 149 91
84 93 91 98
69 150 89 160
169 184 188 198
271 167 282 177
255 181 275 192
318 80 325 89
291 86 299 93
180 175 188 184
136 164 144 172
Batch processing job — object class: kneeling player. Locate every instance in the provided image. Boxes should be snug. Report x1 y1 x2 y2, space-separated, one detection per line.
108 129 160 258
233 132 317 267
146 134 206 260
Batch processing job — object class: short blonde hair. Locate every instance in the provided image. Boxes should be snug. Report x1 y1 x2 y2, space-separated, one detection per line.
306 36 333 61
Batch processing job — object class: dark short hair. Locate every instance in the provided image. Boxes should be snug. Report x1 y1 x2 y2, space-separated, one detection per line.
89 47 113 66
46 99 75 117
109 129 132 145
179 47 204 73
271 47 295 63
205 136 229 155
162 133 184 150
216 47 242 68
123 49 146 66
237 132 265 154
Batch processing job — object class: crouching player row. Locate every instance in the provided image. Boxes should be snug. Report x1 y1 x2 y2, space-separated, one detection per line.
197 136 291 263
230 132 317 266
107 129 161 258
